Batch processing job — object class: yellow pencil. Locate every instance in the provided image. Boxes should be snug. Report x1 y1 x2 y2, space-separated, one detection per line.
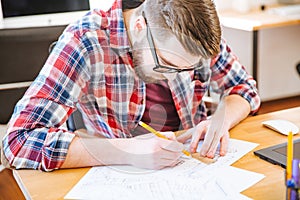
138 121 191 157
286 131 293 180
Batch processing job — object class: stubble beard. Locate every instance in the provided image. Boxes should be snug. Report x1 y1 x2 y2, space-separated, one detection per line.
132 41 165 84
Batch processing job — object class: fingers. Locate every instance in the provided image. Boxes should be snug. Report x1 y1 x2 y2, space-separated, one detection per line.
200 124 222 157
190 121 208 153
129 135 184 170
176 128 193 143
155 137 185 168
159 131 177 141
219 132 229 156
151 156 182 170
190 130 204 153
129 150 182 170
159 137 184 153
187 118 230 158
141 147 182 170
200 130 218 158
200 130 229 158
199 101 228 158
199 125 214 157
159 156 182 169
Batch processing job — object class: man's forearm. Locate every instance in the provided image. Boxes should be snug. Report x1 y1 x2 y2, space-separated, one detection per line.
61 132 184 170
223 94 251 130
61 135 130 168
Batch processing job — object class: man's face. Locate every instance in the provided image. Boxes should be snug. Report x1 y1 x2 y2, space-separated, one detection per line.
132 29 200 84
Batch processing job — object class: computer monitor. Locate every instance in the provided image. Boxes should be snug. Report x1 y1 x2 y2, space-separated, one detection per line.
0 0 114 28
1 0 90 18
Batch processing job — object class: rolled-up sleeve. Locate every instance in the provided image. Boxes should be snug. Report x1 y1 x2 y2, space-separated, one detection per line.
210 39 261 114
2 33 90 171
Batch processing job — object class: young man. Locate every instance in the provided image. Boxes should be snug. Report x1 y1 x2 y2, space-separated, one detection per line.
2 0 260 171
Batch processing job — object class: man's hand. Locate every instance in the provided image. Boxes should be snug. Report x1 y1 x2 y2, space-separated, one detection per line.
62 132 183 170
195 101 229 158
61 96 249 170
126 133 183 170
177 95 251 159
177 101 230 159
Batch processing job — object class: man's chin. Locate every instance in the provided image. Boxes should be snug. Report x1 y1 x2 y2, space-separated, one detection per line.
134 69 166 83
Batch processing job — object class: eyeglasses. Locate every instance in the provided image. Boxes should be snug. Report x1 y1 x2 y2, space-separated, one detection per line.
142 11 204 74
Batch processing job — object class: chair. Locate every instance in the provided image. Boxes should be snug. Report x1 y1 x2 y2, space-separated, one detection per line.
66 109 86 132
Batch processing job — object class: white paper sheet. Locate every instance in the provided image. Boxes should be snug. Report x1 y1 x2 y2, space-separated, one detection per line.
64 139 264 200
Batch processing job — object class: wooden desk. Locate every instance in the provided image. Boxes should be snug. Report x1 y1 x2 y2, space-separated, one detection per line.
17 107 300 200
219 6 300 31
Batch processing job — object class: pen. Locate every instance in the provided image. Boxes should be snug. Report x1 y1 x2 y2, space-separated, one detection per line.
287 131 293 180
138 121 191 157
287 159 299 200
291 159 299 187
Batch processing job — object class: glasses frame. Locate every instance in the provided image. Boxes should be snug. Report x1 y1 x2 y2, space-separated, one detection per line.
142 11 204 73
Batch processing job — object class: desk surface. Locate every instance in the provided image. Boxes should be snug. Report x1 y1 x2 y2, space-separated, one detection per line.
18 107 300 200
219 5 300 31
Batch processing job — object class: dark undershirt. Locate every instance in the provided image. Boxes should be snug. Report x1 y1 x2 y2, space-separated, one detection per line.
132 80 181 136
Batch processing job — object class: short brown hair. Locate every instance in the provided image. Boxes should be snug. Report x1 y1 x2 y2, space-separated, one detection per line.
139 0 221 58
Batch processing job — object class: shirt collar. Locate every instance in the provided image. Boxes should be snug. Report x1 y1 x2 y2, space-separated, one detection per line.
108 0 132 55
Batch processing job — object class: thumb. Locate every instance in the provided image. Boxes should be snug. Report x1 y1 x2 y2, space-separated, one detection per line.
158 138 183 152
159 131 177 141
176 128 194 143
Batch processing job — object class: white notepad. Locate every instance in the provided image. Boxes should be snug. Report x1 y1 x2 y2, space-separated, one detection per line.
65 139 264 200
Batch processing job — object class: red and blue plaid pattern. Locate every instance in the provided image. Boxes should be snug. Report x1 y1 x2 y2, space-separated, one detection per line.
2 0 260 171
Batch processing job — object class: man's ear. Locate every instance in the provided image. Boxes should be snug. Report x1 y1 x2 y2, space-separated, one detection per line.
131 15 147 43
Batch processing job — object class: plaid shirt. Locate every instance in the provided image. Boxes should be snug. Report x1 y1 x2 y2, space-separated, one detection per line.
3 0 260 171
